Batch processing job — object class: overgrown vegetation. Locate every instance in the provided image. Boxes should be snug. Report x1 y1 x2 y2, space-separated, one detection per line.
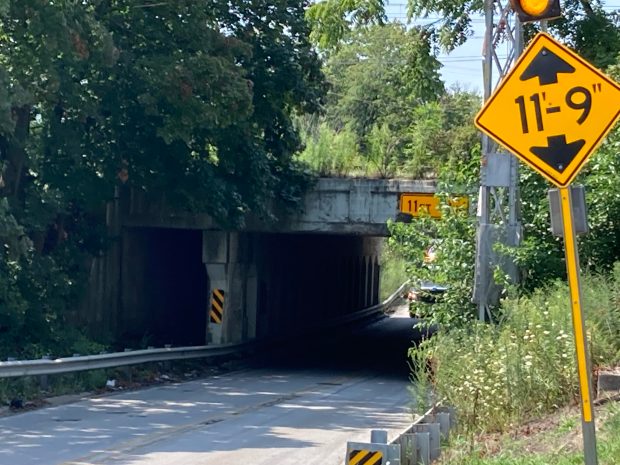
392 101 620 443
391 72 620 461
379 247 408 301
295 19 482 179
411 269 620 434
296 87 481 178
438 401 620 464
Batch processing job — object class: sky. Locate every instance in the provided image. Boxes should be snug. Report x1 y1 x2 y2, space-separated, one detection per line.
384 1 620 92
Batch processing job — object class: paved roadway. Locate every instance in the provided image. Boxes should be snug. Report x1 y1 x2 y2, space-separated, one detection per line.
0 306 427 465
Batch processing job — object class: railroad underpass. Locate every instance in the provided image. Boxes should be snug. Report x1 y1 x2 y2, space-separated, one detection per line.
77 178 436 350
115 229 383 348
2 178 443 464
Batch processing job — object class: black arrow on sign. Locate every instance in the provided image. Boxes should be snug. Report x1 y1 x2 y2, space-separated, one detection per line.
530 135 585 173
520 47 575 85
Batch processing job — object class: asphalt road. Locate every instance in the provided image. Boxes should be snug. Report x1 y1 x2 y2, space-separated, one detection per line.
0 306 426 465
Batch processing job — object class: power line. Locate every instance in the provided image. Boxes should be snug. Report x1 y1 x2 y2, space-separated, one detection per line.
327 55 505 65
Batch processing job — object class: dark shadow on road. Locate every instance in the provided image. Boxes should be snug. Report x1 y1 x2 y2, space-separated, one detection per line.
254 304 435 380
0 305 431 465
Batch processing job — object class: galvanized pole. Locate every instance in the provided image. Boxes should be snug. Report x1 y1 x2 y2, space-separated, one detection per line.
559 187 599 465
474 0 522 321
476 0 494 321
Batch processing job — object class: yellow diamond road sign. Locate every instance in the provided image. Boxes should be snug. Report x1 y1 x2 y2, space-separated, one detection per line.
475 32 620 187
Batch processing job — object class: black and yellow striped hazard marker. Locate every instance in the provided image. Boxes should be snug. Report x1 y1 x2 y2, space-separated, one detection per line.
348 449 382 465
209 289 225 324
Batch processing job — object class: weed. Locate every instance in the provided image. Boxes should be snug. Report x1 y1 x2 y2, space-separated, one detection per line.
438 401 620 464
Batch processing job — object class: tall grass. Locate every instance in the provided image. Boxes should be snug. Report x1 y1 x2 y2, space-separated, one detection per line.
296 121 367 176
411 266 620 434
441 403 620 464
581 263 620 367
294 116 409 178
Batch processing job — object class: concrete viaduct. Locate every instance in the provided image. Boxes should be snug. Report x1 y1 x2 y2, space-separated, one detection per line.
79 178 435 347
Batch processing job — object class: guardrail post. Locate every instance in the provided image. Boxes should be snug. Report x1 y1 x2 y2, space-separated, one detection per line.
424 412 451 440
371 429 388 444
372 430 403 464
410 423 440 461
387 406 457 465
414 432 430 464
399 433 417 465
38 355 51 390
123 349 133 383
434 406 457 430
161 345 172 371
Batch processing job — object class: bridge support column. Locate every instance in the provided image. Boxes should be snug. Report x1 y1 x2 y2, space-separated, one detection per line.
363 256 371 308
203 231 257 345
372 256 380 305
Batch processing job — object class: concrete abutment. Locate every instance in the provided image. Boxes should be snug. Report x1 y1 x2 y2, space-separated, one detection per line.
81 228 383 347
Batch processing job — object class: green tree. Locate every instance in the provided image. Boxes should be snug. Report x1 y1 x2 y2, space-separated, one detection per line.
308 0 620 67
550 0 620 68
408 0 620 68
405 89 481 178
306 0 387 51
386 89 481 324
323 24 443 168
388 190 479 327
0 0 326 357
406 0 620 60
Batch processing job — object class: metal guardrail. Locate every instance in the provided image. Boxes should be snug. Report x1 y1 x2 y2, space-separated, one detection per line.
324 280 409 329
0 281 409 380
345 405 456 465
0 342 255 379
388 405 456 465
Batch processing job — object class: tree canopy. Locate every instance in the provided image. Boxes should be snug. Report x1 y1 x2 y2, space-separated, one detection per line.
325 24 444 143
308 0 620 66
0 0 325 357
2 1 326 226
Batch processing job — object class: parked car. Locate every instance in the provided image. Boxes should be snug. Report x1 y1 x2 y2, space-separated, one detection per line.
407 281 447 318
407 281 447 302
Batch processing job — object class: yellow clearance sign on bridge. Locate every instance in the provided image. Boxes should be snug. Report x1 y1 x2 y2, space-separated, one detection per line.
475 32 620 187
400 193 469 218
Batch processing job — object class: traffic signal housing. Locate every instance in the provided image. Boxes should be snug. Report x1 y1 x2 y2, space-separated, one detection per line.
510 0 561 23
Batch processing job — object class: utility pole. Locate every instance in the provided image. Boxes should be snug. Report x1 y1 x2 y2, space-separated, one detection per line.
473 0 523 321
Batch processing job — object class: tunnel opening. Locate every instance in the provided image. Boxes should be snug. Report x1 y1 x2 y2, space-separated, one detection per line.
248 232 430 380
254 233 383 339
121 227 207 347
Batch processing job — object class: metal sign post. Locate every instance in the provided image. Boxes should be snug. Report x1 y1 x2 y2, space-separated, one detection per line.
559 186 598 465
